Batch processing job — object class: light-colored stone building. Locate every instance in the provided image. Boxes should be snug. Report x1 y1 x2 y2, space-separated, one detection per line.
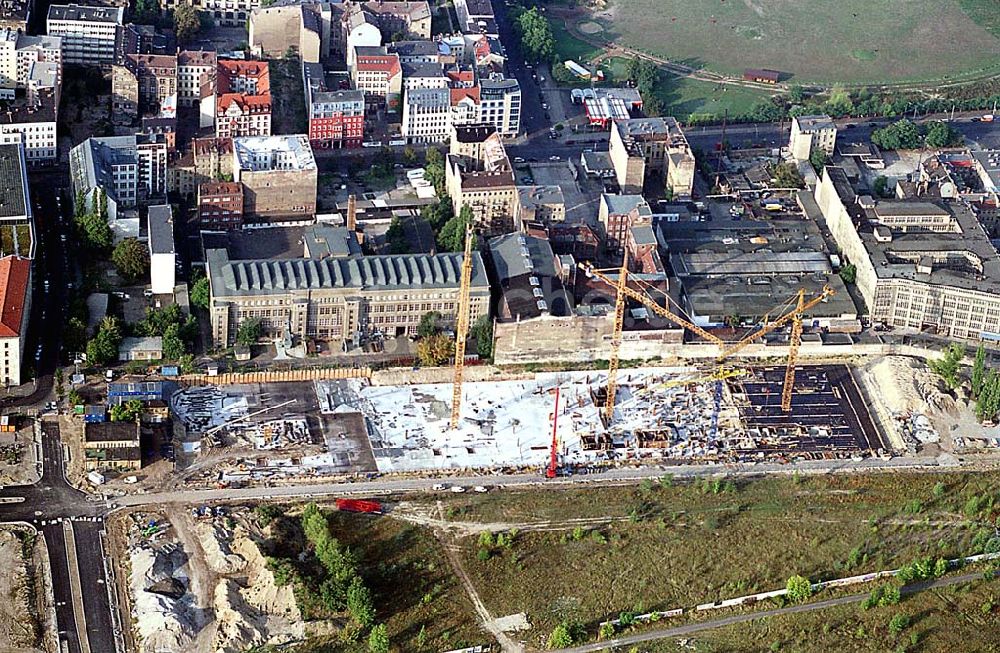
790 114 837 162
815 165 1000 340
206 246 489 347
232 134 317 223
445 122 517 235
609 117 694 199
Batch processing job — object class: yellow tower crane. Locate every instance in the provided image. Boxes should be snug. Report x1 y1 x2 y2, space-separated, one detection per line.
581 262 836 419
450 226 475 430
582 263 726 423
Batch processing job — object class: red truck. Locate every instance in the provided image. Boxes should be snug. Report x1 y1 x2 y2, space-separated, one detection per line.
335 498 383 514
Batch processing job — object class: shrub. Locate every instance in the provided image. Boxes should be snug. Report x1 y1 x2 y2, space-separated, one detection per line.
786 575 813 603
888 613 910 635
547 623 573 649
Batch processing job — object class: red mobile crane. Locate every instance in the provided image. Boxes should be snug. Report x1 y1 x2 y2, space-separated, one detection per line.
546 387 560 479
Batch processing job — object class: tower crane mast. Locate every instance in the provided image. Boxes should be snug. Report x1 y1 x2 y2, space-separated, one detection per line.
450 226 475 430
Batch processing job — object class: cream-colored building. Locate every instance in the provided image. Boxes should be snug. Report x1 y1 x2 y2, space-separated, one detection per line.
815 165 1000 339
206 247 490 347
516 185 564 228
445 122 517 235
790 114 837 162
609 117 694 199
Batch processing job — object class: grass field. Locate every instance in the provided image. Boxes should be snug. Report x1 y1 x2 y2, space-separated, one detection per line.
597 0 1000 84
448 472 1000 639
602 57 774 121
550 20 601 64
644 578 1000 652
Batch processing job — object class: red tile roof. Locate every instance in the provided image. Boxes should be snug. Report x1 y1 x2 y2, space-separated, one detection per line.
217 60 271 95
0 256 29 338
356 54 401 77
450 86 479 105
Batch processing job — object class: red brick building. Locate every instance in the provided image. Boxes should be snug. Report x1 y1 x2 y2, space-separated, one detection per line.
197 181 244 229
216 60 271 138
308 89 365 148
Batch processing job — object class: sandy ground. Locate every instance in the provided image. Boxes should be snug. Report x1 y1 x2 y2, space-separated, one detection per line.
0 527 44 652
0 426 40 486
126 508 302 653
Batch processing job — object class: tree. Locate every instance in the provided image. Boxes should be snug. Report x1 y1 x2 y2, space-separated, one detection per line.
236 318 262 347
872 119 920 150
888 612 910 636
547 623 573 649
112 238 149 281
75 212 113 250
809 148 829 174
416 333 453 367
925 121 962 148
110 399 143 422
424 147 445 195
86 317 122 366
68 389 83 407
824 84 854 117
873 175 890 198
772 162 804 189
785 575 812 603
367 624 389 653
134 0 159 24
173 4 202 43
347 576 375 628
162 323 186 361
190 276 210 310
788 85 806 104
514 7 555 63
385 216 409 255
437 205 472 252
470 315 493 360
839 262 857 284
74 191 86 218
928 342 963 390
977 368 1000 422
402 146 418 165
417 311 442 338
973 344 987 397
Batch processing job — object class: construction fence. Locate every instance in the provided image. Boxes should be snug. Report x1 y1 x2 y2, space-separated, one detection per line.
179 367 372 386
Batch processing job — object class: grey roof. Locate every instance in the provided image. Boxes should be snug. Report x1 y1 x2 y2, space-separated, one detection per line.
463 0 494 17
479 76 519 93
147 205 174 255
119 336 162 353
602 193 650 216
488 232 557 282
47 3 123 23
581 150 613 170
630 224 657 247
872 202 950 218
794 114 836 132
517 185 564 208
405 86 449 107
389 40 440 57
683 274 855 321
402 60 444 78
207 249 489 297
674 251 832 276
0 144 28 220
303 224 362 258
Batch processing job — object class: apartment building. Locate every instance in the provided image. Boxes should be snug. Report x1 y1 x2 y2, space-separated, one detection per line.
148 204 175 295
401 60 446 90
516 185 565 227
790 114 837 162
232 134 316 223
815 165 1000 340
83 421 141 471
161 0 259 27
0 89 58 162
0 29 61 101
197 181 244 229
0 255 31 386
46 4 122 66
445 122 517 234
352 48 401 111
598 193 652 255
177 50 216 129
401 86 450 143
216 59 271 138
69 133 167 219
609 116 695 198
388 39 440 64
303 62 364 149
478 75 519 138
206 246 489 347
0 0 30 32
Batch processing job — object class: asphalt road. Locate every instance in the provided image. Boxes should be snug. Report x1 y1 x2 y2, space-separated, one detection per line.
557 569 993 653
0 181 118 653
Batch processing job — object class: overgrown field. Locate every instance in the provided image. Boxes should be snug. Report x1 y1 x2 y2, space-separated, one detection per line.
260 506 481 652
644 578 1000 652
597 0 1000 84
446 472 1000 639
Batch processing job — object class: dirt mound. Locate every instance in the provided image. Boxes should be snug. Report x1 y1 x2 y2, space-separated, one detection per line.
194 521 246 575
866 356 955 415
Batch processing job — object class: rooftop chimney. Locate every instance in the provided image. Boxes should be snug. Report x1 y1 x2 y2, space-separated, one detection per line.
347 193 357 231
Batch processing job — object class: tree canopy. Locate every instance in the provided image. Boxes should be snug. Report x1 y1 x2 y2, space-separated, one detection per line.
871 119 920 150
173 4 201 42
112 238 149 281
514 7 555 63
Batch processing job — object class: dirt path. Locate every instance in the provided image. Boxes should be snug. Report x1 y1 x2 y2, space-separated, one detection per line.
394 501 628 536
164 506 218 650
